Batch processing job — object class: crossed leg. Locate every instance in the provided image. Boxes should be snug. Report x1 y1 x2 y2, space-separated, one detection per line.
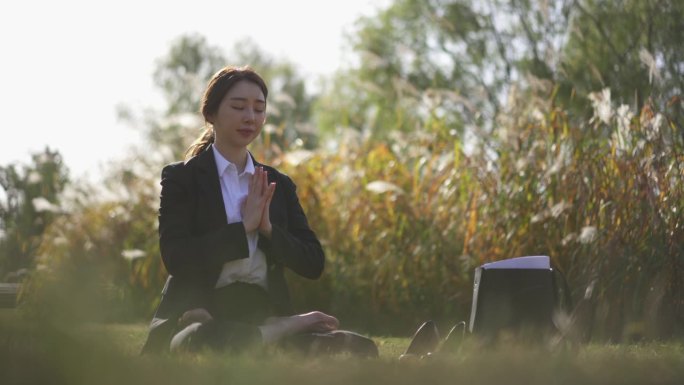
259 311 339 343
170 308 339 352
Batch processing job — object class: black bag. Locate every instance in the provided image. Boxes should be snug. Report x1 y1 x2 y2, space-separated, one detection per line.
468 256 571 340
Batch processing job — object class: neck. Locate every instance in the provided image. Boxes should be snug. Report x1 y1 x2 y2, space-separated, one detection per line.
215 143 248 173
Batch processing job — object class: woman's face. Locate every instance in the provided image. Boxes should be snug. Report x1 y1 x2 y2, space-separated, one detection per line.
211 79 266 151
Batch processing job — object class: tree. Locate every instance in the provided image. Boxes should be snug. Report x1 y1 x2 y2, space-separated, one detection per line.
560 0 684 112
119 33 320 165
317 0 683 138
0 147 69 280
315 0 573 139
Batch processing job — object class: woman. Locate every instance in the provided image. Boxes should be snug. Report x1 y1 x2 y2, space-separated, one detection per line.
141 65 364 354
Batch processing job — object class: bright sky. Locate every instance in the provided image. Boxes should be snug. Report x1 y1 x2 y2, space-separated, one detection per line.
0 0 389 181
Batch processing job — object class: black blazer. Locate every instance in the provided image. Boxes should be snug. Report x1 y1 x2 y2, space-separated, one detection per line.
141 147 324 354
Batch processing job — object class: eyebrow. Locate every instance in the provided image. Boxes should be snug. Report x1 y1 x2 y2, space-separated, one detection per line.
229 97 266 104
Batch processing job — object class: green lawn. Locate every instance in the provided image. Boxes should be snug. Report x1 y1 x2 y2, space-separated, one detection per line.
2 312 684 385
91 321 410 357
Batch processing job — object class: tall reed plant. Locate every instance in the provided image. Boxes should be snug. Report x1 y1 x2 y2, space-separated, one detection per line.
275 89 683 339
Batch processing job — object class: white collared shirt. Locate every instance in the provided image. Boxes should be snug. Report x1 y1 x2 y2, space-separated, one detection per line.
211 144 268 289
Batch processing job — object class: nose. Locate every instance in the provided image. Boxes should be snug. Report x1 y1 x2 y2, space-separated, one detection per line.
243 108 255 123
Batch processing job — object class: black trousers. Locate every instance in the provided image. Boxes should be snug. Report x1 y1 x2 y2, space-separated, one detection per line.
172 282 273 352
170 282 379 357
210 281 274 324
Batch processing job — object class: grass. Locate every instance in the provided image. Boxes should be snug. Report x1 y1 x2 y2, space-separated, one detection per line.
2 311 684 385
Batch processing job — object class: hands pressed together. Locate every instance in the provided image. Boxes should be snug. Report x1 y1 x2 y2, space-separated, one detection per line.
241 166 276 238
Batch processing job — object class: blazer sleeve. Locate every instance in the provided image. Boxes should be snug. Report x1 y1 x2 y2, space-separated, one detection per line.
264 174 325 279
158 163 250 281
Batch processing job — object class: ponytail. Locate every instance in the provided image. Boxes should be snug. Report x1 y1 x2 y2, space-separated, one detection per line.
185 127 214 161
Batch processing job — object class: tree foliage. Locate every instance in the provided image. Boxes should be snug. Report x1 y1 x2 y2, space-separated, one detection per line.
561 0 684 110
316 0 573 138
0 148 68 281
119 33 320 165
316 0 684 138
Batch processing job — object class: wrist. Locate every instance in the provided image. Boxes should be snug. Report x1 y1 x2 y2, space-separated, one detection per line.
243 221 257 234
260 224 273 239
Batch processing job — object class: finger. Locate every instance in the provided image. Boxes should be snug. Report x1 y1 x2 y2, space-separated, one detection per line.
260 183 276 229
256 167 265 195
265 182 276 204
250 167 258 193
261 168 268 196
248 170 256 193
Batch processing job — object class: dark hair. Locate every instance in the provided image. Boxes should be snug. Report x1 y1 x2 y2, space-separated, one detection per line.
185 65 268 160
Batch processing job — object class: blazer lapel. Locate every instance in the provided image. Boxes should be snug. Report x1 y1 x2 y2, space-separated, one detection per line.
194 147 228 226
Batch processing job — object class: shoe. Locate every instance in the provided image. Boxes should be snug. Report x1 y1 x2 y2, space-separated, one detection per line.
402 320 440 357
329 330 379 358
170 322 203 352
292 330 379 358
440 321 466 354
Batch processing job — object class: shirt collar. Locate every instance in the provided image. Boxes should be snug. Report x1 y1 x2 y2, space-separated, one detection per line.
211 144 255 176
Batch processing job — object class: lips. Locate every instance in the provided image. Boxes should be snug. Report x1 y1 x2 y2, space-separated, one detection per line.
237 129 254 137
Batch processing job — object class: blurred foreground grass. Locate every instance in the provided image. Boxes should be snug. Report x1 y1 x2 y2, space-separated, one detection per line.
2 310 684 385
